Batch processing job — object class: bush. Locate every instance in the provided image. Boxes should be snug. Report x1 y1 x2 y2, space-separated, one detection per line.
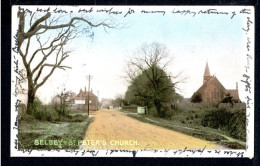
162 106 174 119
71 114 87 122
32 97 48 120
201 108 246 140
20 113 36 123
53 102 70 118
191 92 202 103
151 106 174 119
58 114 87 122
29 99 60 122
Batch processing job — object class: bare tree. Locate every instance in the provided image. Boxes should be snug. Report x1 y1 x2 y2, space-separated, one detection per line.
112 94 125 107
125 42 185 117
17 12 116 114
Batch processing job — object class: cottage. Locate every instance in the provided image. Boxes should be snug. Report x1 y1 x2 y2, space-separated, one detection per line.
71 88 98 111
194 62 239 103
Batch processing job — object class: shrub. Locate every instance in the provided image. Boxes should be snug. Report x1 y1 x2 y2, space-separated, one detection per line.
58 114 87 122
20 113 35 123
30 99 60 122
71 114 86 122
32 97 48 120
163 106 174 119
191 92 202 103
152 106 174 119
201 108 246 141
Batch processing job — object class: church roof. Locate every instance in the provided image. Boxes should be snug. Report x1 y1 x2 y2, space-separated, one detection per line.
197 76 225 93
204 62 211 76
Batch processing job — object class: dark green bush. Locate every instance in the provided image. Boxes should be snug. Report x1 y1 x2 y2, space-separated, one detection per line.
191 92 202 103
71 114 86 122
201 108 246 141
158 106 174 119
58 114 87 122
20 113 35 123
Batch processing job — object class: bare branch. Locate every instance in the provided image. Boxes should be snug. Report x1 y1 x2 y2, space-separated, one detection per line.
24 14 116 40
30 12 36 26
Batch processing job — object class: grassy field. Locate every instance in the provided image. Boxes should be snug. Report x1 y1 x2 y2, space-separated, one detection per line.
121 104 246 149
18 111 93 150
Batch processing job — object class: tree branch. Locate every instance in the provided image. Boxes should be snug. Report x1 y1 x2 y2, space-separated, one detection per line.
24 14 115 40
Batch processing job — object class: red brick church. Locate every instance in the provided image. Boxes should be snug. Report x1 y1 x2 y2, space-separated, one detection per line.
195 62 239 103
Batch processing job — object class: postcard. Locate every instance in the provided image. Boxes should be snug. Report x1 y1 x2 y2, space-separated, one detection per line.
11 5 254 157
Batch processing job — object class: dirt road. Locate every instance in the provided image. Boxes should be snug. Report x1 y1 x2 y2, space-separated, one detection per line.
81 109 220 150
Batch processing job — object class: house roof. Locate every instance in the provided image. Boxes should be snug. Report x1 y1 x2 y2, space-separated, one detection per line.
73 90 97 100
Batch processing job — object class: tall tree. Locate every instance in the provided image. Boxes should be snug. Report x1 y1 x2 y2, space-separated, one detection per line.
125 42 185 117
17 12 115 114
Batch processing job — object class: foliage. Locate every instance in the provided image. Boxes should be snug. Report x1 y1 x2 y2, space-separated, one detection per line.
191 92 202 103
201 108 246 140
31 97 47 120
221 93 234 107
125 65 176 117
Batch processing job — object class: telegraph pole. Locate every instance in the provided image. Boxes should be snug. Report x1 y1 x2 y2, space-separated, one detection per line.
87 74 91 116
97 90 99 110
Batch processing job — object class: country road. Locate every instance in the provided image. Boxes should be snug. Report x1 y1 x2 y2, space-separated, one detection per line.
81 109 220 150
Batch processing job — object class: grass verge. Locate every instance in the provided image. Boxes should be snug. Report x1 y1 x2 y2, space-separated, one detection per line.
124 111 245 149
18 117 93 150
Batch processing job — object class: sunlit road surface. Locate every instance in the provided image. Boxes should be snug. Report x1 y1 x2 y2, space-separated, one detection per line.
81 109 220 150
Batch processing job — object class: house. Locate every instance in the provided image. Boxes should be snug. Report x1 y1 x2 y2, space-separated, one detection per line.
71 87 98 111
194 62 239 103
52 92 76 104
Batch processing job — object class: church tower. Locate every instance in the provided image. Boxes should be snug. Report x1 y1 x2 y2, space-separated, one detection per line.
203 62 212 84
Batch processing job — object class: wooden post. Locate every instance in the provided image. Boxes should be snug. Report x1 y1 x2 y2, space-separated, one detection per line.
88 74 90 116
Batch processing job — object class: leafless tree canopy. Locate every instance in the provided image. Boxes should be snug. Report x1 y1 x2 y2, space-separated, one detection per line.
126 42 186 89
126 42 172 83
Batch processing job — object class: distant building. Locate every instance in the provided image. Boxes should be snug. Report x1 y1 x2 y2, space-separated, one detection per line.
52 92 76 105
100 98 113 108
71 88 98 111
194 62 239 103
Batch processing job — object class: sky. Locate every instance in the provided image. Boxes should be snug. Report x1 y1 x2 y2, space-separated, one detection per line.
14 6 249 103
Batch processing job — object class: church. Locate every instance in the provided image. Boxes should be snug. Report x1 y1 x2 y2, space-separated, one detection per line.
194 62 239 103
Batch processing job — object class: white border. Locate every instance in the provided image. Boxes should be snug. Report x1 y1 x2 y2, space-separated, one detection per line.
10 5 254 158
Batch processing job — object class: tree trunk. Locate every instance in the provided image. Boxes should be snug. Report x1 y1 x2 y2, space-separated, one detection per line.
154 99 163 117
26 76 35 115
27 88 35 115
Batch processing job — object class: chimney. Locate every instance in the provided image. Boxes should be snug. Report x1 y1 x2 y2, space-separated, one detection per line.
85 86 86 94
236 82 238 90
